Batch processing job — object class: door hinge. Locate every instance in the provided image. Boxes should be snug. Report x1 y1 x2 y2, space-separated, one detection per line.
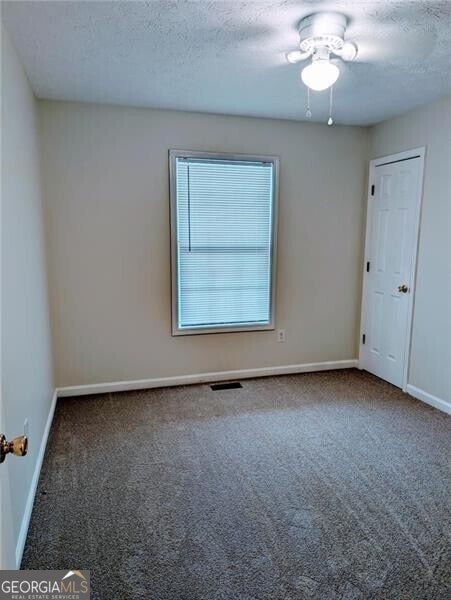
362 334 366 344
366 261 370 272
371 184 375 196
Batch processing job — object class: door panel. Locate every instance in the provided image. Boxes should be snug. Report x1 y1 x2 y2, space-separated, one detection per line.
370 291 383 355
362 156 421 388
392 208 407 274
375 208 388 272
0 399 16 569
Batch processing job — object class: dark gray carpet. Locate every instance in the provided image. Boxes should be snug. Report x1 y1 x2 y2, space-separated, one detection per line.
22 369 450 600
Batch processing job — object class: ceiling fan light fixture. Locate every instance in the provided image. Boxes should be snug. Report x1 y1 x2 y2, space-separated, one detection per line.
301 58 339 91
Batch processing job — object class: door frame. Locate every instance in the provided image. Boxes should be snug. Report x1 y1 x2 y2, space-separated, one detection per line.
359 146 426 391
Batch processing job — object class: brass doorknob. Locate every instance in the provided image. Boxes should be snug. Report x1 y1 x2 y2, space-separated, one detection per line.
0 434 28 463
398 284 409 293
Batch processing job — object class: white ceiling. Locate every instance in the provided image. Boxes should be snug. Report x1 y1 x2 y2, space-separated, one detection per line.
2 1 451 125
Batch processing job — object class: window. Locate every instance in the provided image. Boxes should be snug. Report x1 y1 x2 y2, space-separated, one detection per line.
169 150 279 335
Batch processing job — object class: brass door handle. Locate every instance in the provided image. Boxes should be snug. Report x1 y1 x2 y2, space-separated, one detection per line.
0 434 28 463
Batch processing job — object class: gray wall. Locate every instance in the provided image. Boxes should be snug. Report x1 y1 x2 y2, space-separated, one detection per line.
369 96 451 405
39 101 368 386
1 27 54 565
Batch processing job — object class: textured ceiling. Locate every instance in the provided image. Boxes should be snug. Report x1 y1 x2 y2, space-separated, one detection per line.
2 1 451 125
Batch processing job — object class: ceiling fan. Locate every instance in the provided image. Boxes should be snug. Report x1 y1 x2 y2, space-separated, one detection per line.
286 12 357 92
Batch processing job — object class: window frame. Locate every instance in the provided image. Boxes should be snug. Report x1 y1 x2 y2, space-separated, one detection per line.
169 149 279 336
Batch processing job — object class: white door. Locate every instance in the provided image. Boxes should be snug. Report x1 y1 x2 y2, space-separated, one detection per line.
0 401 16 569
361 152 423 388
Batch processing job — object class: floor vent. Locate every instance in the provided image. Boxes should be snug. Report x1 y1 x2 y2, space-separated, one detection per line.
210 382 242 391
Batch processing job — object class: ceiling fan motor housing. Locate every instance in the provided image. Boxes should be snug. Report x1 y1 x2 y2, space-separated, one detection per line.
298 12 347 54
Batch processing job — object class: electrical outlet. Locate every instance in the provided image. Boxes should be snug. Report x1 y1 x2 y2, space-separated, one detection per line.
277 329 286 342
23 418 29 437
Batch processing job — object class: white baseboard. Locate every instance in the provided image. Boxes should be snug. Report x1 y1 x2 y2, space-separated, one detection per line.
56 359 358 398
406 384 451 416
15 390 58 568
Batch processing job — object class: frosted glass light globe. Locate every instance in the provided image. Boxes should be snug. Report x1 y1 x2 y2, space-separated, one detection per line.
301 60 339 91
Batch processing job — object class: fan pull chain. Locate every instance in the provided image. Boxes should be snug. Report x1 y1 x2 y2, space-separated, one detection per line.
328 85 334 126
305 87 312 118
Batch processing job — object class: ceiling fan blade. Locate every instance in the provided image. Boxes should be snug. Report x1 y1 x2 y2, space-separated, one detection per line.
334 41 358 62
285 49 311 64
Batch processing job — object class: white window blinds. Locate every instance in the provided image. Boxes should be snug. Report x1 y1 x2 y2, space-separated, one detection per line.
171 152 278 334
